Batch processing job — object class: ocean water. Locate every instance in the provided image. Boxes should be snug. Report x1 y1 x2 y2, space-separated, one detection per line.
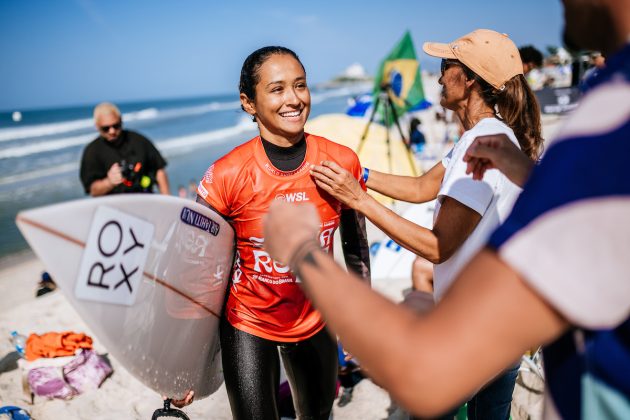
0 87 366 261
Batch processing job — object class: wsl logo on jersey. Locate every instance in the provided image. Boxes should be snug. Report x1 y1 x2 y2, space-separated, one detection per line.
274 191 310 202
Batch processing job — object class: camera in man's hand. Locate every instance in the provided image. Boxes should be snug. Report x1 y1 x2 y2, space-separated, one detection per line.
118 160 153 191
119 159 142 187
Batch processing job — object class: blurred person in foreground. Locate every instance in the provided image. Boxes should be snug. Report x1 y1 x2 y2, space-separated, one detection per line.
263 0 630 418
80 102 170 196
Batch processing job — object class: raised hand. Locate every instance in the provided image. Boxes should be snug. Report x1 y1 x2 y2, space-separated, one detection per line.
263 200 321 265
107 162 123 186
463 134 534 187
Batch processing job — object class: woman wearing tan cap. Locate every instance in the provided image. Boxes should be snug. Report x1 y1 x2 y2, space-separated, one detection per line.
310 29 542 419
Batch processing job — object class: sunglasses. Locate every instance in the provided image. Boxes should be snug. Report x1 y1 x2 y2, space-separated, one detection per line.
440 59 462 75
99 122 122 132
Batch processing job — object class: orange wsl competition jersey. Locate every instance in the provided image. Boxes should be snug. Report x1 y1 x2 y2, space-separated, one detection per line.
197 133 365 342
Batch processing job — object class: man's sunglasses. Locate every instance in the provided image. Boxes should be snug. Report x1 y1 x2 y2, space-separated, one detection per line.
99 122 122 132
440 59 462 74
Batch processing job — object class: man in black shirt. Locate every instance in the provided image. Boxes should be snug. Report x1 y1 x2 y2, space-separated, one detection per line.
80 102 170 196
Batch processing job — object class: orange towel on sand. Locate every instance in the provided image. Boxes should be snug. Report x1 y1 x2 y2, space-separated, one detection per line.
25 331 93 361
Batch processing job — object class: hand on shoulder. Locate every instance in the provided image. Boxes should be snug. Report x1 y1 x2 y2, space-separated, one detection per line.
463 133 534 186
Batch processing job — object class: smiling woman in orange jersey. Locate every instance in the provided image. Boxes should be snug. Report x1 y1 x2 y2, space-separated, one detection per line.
195 46 370 420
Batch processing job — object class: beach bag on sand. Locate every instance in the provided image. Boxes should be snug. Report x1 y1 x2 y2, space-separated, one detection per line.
63 349 112 393
26 350 112 399
26 367 76 400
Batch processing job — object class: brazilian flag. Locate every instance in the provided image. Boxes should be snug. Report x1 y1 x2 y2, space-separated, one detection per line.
373 31 425 125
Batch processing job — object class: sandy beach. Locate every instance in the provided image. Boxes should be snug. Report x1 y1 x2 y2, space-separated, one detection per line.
0 110 562 419
0 236 546 420
0 246 402 420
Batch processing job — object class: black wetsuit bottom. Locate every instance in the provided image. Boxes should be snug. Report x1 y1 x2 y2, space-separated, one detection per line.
220 317 338 420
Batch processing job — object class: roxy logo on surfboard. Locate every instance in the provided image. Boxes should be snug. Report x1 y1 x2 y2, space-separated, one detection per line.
75 206 154 306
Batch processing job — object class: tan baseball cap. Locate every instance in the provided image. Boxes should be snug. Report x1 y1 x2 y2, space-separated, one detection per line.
423 29 523 91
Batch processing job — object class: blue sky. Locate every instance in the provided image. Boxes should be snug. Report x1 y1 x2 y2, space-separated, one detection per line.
0 0 564 111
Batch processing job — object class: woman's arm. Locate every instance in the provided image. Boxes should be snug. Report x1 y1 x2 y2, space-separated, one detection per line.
263 200 568 418
312 161 481 264
365 162 445 203
339 209 371 284
310 161 444 205
353 193 480 264
195 194 227 219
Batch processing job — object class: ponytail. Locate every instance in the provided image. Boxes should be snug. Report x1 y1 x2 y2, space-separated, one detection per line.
495 75 544 160
464 68 544 160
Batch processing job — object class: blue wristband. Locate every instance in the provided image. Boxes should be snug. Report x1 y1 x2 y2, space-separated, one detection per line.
362 167 370 183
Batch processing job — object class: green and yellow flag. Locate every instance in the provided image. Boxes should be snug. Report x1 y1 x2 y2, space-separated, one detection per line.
373 31 425 125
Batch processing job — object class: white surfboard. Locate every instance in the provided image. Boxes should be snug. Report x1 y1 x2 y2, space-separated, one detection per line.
15 194 235 399
370 200 435 283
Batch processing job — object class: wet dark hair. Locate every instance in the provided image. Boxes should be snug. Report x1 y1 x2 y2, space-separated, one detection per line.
239 46 305 120
519 45 544 68
459 64 544 160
